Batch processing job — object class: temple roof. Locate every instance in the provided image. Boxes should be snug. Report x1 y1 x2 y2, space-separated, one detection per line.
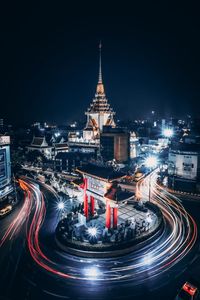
85 43 115 115
87 96 115 114
31 136 49 147
104 188 134 202
76 163 126 181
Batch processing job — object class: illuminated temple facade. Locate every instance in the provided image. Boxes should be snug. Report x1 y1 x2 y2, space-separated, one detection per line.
83 43 115 143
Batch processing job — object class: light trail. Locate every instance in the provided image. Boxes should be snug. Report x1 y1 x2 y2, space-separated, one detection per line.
0 180 32 247
0 174 197 284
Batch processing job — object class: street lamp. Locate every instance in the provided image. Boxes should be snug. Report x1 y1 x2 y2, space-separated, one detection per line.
57 201 65 220
84 266 100 279
57 202 64 210
87 227 98 237
163 128 173 138
144 156 158 202
145 156 158 169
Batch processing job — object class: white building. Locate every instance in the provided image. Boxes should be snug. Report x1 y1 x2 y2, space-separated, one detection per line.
130 131 139 159
168 143 200 192
28 136 52 160
28 136 69 160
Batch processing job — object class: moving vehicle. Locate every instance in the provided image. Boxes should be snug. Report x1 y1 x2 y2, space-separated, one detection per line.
134 172 144 182
175 282 199 300
0 205 12 218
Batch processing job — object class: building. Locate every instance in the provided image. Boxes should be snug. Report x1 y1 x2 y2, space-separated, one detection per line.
130 131 140 159
27 136 53 160
76 164 134 229
50 136 69 156
100 126 130 163
168 142 200 192
27 135 69 160
0 136 13 200
83 43 115 142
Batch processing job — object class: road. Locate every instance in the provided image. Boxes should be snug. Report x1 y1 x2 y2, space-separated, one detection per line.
0 174 199 300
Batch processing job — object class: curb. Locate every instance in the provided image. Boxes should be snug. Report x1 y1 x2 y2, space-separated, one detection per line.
55 215 164 258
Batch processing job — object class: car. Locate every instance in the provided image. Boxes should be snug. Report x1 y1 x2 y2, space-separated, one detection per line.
175 282 199 300
71 172 79 177
0 205 12 218
134 172 145 182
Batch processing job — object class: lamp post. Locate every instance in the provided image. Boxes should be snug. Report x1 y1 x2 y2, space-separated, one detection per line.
144 155 158 202
163 127 174 147
57 201 65 220
163 128 173 138
148 173 154 202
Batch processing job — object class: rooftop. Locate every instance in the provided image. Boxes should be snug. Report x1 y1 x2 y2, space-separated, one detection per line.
170 142 200 153
31 136 48 147
76 163 126 181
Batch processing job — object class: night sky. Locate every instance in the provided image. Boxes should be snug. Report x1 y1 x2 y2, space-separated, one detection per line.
0 2 200 125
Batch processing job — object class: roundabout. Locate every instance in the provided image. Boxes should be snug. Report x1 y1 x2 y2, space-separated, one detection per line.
14 169 197 284
54 164 164 257
55 200 164 258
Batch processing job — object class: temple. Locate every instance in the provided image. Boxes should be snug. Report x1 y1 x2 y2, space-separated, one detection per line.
83 42 115 143
76 164 134 229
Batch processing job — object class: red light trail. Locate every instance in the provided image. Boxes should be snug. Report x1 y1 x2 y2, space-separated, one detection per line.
0 173 197 283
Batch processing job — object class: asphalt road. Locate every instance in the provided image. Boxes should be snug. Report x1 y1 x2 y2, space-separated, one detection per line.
0 178 200 300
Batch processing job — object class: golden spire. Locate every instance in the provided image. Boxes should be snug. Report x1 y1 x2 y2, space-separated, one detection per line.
98 41 102 83
96 41 105 95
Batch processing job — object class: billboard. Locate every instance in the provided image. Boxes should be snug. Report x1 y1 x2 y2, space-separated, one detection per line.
169 152 198 180
0 136 10 146
0 149 7 181
0 142 12 197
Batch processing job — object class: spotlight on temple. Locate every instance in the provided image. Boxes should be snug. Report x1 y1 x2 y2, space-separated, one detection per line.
87 227 98 237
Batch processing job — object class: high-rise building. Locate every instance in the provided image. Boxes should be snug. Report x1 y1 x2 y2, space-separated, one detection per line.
168 142 200 192
0 136 13 200
83 43 115 142
100 126 130 163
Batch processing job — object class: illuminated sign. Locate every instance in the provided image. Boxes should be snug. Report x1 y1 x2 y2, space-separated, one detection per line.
87 176 106 196
0 136 10 145
0 149 7 181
